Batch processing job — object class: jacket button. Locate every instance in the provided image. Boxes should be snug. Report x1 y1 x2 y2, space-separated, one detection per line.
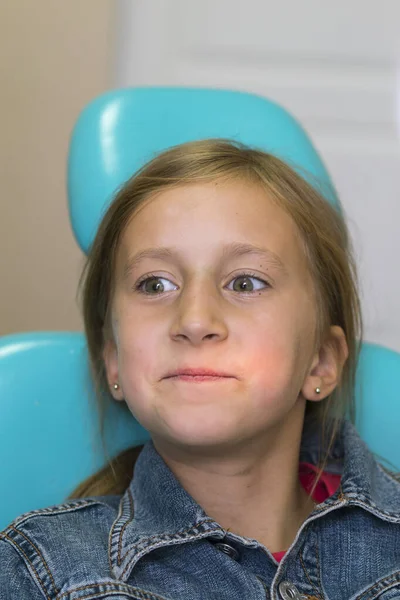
214 542 240 561
279 581 305 600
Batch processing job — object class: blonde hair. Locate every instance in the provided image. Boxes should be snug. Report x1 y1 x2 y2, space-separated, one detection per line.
68 139 363 500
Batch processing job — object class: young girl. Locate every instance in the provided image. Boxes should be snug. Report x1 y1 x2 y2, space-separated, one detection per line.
2 139 400 600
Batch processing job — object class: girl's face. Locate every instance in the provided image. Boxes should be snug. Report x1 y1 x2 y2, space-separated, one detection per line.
104 178 323 451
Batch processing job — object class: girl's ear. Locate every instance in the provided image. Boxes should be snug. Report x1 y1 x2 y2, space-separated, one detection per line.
103 339 124 401
301 325 349 402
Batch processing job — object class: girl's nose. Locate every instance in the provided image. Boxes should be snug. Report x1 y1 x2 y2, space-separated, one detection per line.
169 281 229 345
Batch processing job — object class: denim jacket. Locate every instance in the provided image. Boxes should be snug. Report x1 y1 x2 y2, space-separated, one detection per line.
2 419 400 600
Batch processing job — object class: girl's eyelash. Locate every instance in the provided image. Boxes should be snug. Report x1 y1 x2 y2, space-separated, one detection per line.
134 271 270 295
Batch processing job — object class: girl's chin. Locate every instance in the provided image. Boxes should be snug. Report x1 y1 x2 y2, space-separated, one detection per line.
154 423 244 450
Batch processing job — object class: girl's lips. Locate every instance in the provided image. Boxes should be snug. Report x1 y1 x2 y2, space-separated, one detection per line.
165 368 234 378
167 375 234 382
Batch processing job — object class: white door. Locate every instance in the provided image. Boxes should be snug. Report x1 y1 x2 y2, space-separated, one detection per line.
114 0 400 353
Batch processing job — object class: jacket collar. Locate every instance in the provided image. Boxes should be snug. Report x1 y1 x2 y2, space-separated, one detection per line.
300 417 400 516
109 436 224 581
109 418 400 581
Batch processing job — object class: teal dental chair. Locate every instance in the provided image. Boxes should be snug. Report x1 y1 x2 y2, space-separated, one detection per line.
1 87 399 531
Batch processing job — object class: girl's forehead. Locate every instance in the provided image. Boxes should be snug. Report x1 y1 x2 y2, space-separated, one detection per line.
116 180 309 280
123 180 297 245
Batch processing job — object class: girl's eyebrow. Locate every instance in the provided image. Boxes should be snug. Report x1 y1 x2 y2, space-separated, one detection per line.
123 242 288 279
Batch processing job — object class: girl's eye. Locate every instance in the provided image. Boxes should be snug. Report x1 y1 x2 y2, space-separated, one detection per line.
227 273 270 293
135 274 178 295
134 272 270 295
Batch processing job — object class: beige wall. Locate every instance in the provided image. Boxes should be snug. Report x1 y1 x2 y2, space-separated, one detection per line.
0 0 114 335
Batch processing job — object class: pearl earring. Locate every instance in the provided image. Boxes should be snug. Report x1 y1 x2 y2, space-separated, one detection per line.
113 383 120 391
315 387 321 394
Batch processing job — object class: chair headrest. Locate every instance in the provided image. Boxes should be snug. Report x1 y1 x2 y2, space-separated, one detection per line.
67 87 340 254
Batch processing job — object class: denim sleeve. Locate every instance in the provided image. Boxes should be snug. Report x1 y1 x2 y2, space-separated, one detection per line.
0 539 45 600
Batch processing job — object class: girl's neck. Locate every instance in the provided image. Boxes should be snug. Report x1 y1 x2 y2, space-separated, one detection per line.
153 409 312 554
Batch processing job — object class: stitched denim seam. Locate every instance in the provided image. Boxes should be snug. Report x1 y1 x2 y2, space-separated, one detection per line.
58 594 160 600
115 490 216 566
0 532 54 600
108 492 126 573
56 581 170 600
369 580 400 600
9 499 100 528
110 488 218 577
353 572 400 600
343 495 400 521
118 489 135 565
299 551 322 600
120 526 219 580
314 483 400 522
9 525 58 594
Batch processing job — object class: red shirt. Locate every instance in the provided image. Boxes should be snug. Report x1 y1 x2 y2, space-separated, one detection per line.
272 462 341 563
